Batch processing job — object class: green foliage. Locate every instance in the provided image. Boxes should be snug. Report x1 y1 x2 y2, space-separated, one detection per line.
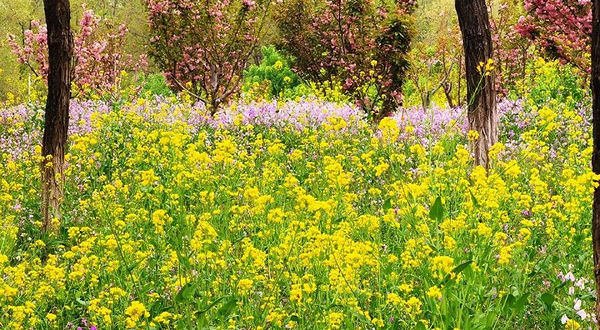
518 58 587 107
243 46 300 99
141 74 173 97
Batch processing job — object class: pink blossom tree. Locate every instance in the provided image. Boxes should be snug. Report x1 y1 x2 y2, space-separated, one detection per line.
146 0 275 114
8 8 146 99
516 0 592 71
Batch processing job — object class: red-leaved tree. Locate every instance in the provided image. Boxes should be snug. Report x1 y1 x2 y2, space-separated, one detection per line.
275 0 416 120
146 0 274 114
516 0 592 71
8 8 146 99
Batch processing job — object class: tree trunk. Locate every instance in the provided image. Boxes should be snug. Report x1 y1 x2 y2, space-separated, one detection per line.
41 0 73 233
455 0 497 167
591 0 600 327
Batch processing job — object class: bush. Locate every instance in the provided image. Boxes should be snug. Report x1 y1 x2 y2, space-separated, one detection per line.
243 46 300 100
520 58 586 107
141 74 173 97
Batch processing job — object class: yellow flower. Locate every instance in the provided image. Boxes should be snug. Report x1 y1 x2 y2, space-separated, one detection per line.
565 319 581 330
467 130 480 141
426 286 443 300
125 301 149 328
237 279 254 295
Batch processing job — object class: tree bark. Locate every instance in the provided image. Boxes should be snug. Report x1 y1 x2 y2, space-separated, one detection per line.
41 0 73 232
455 0 497 167
591 0 600 327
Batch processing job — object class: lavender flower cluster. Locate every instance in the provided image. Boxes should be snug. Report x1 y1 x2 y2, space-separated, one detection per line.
0 96 589 162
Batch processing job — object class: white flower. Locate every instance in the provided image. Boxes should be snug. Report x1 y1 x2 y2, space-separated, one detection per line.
561 314 569 325
565 272 576 282
575 278 586 289
574 298 581 310
568 287 575 295
577 309 588 320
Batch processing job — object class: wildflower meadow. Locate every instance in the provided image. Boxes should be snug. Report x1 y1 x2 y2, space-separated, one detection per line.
2 0 600 329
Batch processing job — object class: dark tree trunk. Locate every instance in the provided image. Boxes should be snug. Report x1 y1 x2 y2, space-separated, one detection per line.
41 0 73 232
592 0 600 327
455 0 497 167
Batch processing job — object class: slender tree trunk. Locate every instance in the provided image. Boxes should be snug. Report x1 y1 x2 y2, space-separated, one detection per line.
41 0 73 232
591 0 600 327
455 0 497 167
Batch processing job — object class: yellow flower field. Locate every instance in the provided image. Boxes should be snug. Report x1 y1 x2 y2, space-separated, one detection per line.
0 97 596 329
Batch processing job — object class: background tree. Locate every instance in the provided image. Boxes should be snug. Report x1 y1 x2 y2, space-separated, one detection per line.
275 0 416 120
489 0 532 97
406 9 462 109
591 0 600 326
41 0 73 232
0 0 147 102
146 0 274 114
455 0 497 168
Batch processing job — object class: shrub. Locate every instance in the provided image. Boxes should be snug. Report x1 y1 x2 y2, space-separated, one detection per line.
523 58 586 107
141 74 173 97
243 46 301 100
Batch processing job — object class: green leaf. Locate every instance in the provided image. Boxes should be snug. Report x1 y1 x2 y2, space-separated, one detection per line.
541 293 555 309
486 312 497 327
441 260 472 285
383 198 392 210
197 296 227 315
415 321 427 330
513 293 529 312
470 190 479 208
127 260 142 272
429 197 444 222
503 294 516 312
217 297 238 319
176 250 191 270
174 282 195 304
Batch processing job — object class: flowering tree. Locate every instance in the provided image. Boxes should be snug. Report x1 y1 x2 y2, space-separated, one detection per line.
146 0 274 114
275 0 416 120
516 0 592 71
8 8 145 99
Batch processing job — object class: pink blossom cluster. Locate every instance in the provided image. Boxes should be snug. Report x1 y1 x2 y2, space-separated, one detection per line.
516 0 592 71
